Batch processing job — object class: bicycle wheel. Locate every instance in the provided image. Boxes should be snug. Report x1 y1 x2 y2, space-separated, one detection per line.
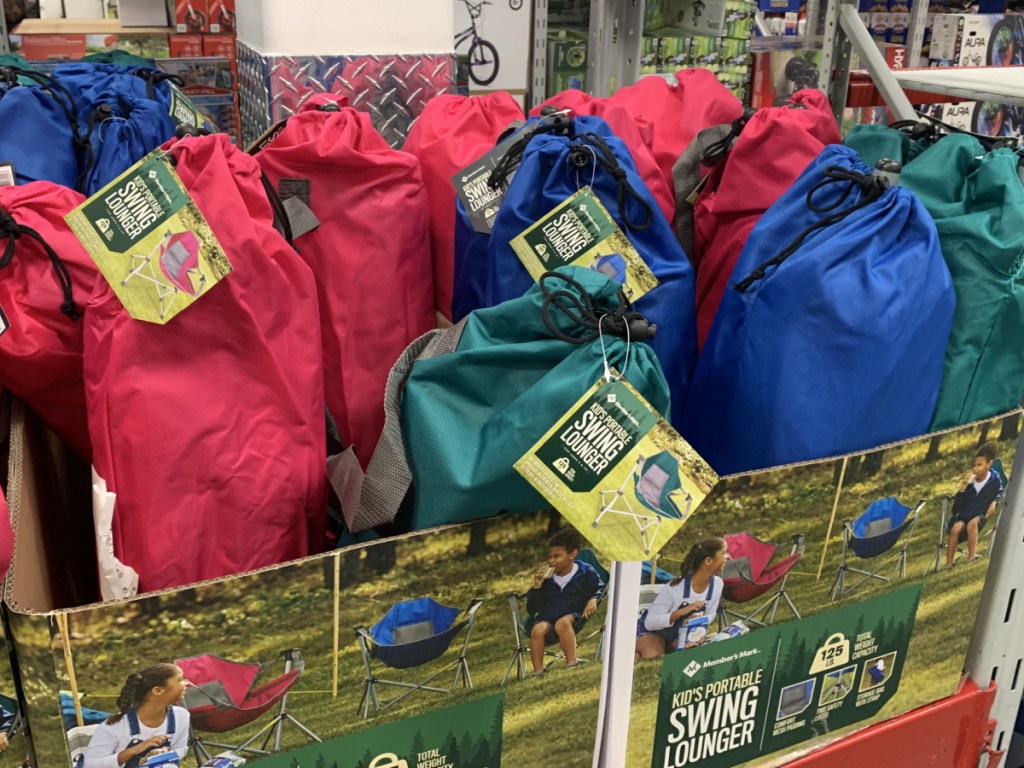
469 39 500 86
510 0 524 8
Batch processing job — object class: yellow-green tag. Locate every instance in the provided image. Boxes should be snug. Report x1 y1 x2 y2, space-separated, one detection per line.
514 373 718 560
167 84 205 130
510 187 659 302
65 150 232 325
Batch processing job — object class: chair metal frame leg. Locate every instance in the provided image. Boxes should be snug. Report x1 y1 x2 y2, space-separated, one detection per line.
833 502 924 600
501 594 529 686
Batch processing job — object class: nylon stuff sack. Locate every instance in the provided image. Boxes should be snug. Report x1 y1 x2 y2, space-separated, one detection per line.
676 89 840 348
450 111 574 321
529 90 674 224
402 92 524 320
0 66 81 187
485 115 698 428
899 134 1024 429
609 69 743 196
52 60 182 114
253 93 434 470
77 93 177 196
0 182 94 459
334 267 670 534
682 144 955 474
82 135 327 593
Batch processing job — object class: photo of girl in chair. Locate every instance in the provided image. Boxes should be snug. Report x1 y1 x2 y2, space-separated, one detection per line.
81 664 190 768
635 537 728 660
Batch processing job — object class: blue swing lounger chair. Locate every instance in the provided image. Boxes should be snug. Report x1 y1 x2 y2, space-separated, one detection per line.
590 253 627 286
830 497 926 600
356 596 483 717
595 451 693 555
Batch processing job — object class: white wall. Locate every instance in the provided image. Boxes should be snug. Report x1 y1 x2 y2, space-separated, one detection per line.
237 0 455 56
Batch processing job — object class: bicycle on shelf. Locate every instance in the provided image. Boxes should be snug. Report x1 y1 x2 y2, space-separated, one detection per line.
456 0 500 86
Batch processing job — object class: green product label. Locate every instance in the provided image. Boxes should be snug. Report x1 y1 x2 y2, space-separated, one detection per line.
534 378 658 493
257 695 504 768
652 585 921 768
168 84 202 129
66 150 232 325
510 187 659 302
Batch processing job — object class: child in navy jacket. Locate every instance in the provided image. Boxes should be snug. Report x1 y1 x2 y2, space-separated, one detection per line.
945 441 1003 567
526 528 604 674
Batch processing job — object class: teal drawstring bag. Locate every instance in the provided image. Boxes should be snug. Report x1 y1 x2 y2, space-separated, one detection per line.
898 134 1024 429
333 266 671 534
843 122 933 168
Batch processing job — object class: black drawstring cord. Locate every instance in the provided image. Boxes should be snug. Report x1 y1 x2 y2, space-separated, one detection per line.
261 173 294 245
538 270 655 344
135 69 185 101
570 131 653 232
487 113 573 188
74 103 113 194
734 165 889 293
702 107 757 166
0 208 80 321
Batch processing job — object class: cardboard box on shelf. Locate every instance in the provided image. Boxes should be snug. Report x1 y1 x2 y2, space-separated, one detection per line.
117 0 170 26
155 54 234 95
169 32 202 57
171 0 207 33
10 19 171 60
546 35 588 94
191 92 240 142
63 0 105 18
202 34 237 89
208 0 236 33
928 13 1016 67
548 0 591 24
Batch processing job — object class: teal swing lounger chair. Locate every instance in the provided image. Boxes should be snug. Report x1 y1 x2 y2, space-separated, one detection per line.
595 450 692 555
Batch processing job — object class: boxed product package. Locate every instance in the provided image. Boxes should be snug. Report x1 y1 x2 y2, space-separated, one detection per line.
171 0 207 32
117 0 170 26
646 0 731 36
169 31 202 56
929 13 1011 66
547 34 588 93
10 19 171 60
192 92 240 142
155 54 234 95
39 0 64 19
208 0 235 33
889 0 911 42
63 0 105 17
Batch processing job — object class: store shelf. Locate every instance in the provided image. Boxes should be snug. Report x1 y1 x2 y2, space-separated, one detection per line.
890 66 1024 106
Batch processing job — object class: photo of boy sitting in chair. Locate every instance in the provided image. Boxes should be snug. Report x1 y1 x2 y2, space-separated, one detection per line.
945 441 1004 568
526 528 605 675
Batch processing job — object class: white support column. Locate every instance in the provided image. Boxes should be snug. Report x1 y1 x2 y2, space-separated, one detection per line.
596 561 642 768
1 8 9 55
965 429 1024 757
587 0 645 98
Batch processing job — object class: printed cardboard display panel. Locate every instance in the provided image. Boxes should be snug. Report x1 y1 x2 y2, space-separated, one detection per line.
5 401 606 767
627 411 1020 767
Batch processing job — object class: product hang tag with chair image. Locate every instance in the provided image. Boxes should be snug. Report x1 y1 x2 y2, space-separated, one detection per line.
510 186 660 303
65 149 232 325
0 162 15 188
514 371 719 561
167 85 206 130
452 130 523 235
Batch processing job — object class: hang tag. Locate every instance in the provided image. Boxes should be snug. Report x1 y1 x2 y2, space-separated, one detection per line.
510 187 659 302
64 150 233 325
514 374 719 561
452 131 524 235
0 162 15 187
0 303 8 338
167 84 205 130
245 118 290 154
684 172 712 205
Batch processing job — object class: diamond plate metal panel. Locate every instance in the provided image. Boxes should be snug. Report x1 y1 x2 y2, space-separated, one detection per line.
238 50 454 148
238 40 272 147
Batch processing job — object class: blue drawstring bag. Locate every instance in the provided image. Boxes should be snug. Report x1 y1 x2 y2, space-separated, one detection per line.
0 67 80 187
682 144 955 474
460 114 698 425
52 61 180 113
78 94 177 195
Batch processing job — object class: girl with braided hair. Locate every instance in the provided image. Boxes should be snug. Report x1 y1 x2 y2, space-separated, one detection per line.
82 663 190 768
635 537 729 660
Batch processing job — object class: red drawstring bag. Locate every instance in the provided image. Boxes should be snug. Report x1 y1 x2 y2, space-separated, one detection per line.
610 69 743 198
529 90 675 226
402 92 524 320
0 182 95 459
83 134 327 593
254 93 435 469
687 90 840 348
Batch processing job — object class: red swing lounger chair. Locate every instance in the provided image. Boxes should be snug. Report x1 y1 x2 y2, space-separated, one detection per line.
720 532 805 628
176 649 320 763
